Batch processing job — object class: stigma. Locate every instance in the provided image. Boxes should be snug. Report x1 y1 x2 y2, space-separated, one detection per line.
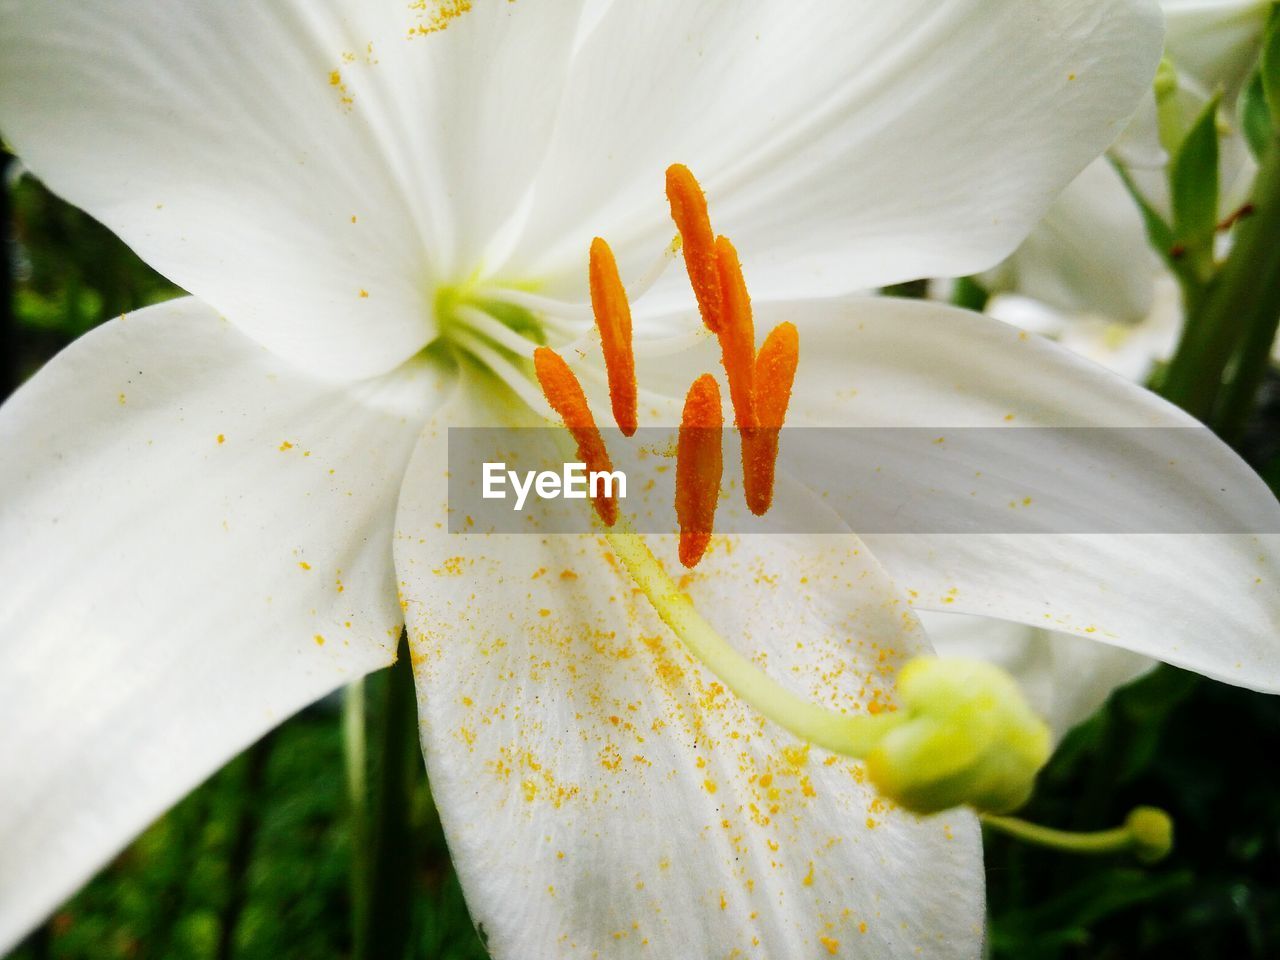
534 164 800 566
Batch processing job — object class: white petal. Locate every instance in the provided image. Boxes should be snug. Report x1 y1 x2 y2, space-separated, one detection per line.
509 0 1162 299
628 296 1280 692
1002 159 1157 324
1053 275 1185 383
0 298 449 951
918 611 1155 741
1163 0 1272 97
0 0 587 378
393 372 985 960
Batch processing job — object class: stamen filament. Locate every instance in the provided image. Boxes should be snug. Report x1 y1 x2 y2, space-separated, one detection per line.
533 347 619 526
447 327 551 414
589 237 639 436
473 287 596 324
981 807 1174 863
630 326 712 360
604 523 903 756
675 375 724 568
666 163 723 333
453 304 538 358
626 234 683 303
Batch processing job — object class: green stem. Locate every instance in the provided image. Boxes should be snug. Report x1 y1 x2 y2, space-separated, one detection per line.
217 734 275 960
355 637 421 960
1215 242 1280 439
604 527 903 757
1 150 14 398
982 806 1173 863
981 816 1132 854
1162 132 1280 419
344 680 370 958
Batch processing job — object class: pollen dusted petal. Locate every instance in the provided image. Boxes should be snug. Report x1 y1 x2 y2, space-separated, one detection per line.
588 237 638 437
665 163 722 334
744 321 798 516
712 235 757 432
675 374 724 568
395 376 985 959
533 346 618 527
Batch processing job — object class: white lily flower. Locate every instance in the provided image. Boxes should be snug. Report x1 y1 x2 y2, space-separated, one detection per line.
1163 0 1275 100
5 1 1275 957
981 158 1160 325
984 0 1269 324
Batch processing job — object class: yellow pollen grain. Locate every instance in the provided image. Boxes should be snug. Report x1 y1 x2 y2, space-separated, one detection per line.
782 744 810 769
298 561 311 571
539 608 551 617
859 922 868 934
359 289 369 298
216 434 225 444
435 556 465 576
329 69 341 86
408 0 475 37
279 440 294 451
703 778 717 794
314 634 325 646
819 936 840 954
803 861 814 886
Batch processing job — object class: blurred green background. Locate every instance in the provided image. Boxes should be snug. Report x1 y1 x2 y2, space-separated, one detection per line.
3 159 1279 960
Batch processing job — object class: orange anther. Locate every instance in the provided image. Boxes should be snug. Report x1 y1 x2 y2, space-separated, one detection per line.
589 237 638 437
675 374 723 568
666 164 722 333
712 236 757 431
533 346 619 527
743 322 798 516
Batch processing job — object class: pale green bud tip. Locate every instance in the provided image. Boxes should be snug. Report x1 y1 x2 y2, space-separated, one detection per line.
1127 806 1174 863
1154 57 1178 100
865 657 1051 816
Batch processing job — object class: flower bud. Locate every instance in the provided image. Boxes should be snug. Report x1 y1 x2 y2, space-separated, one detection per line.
865 657 1051 815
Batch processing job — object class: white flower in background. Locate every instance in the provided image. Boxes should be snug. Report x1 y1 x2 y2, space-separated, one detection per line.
980 0 1270 329
932 0 1278 728
1164 0 1275 98
3 1 1275 958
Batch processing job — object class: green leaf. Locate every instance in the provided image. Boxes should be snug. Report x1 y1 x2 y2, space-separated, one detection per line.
989 868 1194 956
1111 159 1207 306
1111 160 1175 256
1262 1 1280 122
1242 68 1274 160
1170 94 1222 279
